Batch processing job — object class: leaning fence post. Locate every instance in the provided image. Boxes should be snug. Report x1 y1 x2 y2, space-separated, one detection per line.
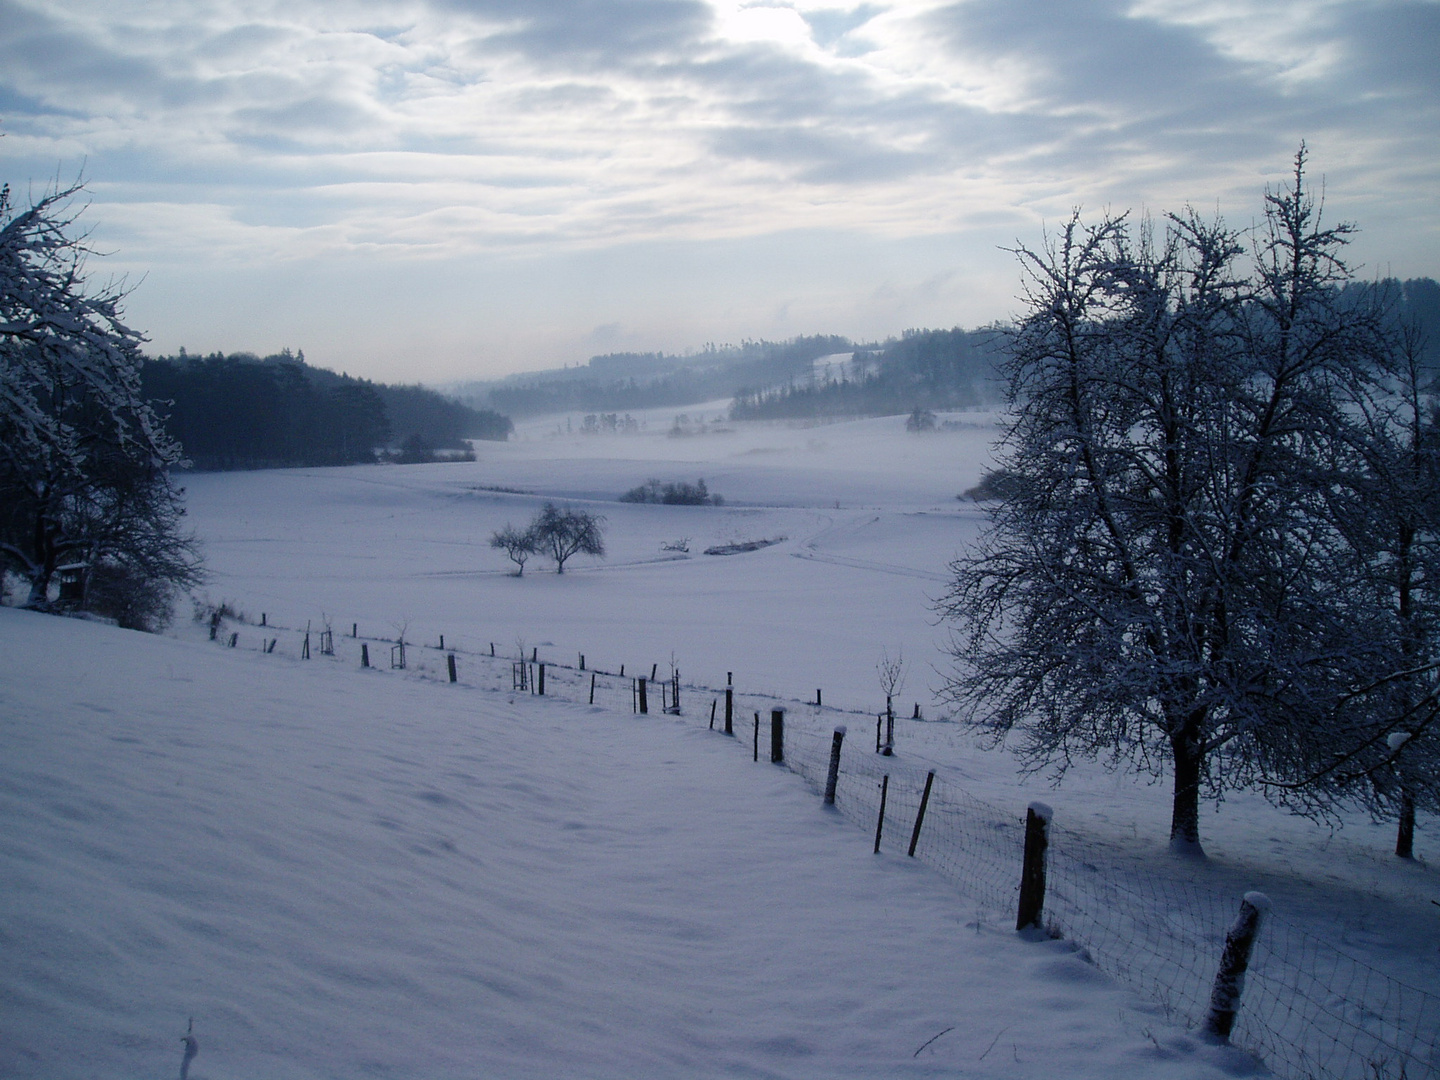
908 771 935 856
823 726 846 804
1016 801 1052 931
589 672 596 705
770 708 785 764
874 775 889 853
710 699 717 730
447 653 457 683
1204 892 1271 1041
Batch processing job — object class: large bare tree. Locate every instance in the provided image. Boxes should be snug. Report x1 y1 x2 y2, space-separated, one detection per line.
940 150 1429 854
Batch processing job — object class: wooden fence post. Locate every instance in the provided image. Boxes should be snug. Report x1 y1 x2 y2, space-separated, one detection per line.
908 771 935 856
229 632 238 648
1204 893 1271 1041
1016 802 1052 931
637 677 648 714
580 653 585 671
709 699 717 730
302 632 310 660
816 688 822 708
876 713 882 753
824 726 846 804
724 687 733 735
589 673 596 705
352 623 357 638
753 712 759 762
770 708 784 764
447 654 457 683
538 663 545 695
883 695 894 756
361 643 369 667
874 775 889 853
261 612 266 627
490 642 495 657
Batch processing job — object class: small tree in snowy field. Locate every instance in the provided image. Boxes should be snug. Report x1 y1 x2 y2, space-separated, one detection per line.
530 503 605 574
938 148 1429 855
877 648 906 700
0 179 202 624
490 522 538 576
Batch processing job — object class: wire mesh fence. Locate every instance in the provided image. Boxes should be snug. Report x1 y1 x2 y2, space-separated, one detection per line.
211 613 1438 1080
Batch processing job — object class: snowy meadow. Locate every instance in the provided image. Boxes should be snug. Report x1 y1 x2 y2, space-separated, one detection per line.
2 406 1436 1079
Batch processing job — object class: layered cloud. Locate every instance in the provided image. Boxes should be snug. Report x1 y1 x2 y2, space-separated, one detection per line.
1 0 1435 372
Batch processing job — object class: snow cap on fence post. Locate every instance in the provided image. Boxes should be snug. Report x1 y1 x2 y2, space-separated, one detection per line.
1204 891 1270 1042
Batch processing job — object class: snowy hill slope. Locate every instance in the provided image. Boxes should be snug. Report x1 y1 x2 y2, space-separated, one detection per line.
0 607 1250 1080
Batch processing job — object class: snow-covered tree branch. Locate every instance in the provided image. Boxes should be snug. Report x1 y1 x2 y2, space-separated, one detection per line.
0 179 202 626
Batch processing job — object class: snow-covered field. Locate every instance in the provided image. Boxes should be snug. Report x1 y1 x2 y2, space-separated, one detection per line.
2 405 1436 1078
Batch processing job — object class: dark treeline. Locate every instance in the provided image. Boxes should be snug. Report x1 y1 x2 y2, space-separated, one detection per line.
141 349 512 471
468 335 853 418
730 327 1002 420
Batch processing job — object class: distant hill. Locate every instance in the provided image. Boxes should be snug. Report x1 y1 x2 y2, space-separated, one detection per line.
730 327 1005 421
142 350 512 471
452 335 856 418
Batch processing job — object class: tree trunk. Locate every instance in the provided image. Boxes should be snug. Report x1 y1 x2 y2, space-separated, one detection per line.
1170 731 1205 857
1396 788 1416 859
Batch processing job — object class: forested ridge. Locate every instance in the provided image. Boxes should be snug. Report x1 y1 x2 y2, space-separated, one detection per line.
141 349 512 471
730 326 1003 419
460 335 854 418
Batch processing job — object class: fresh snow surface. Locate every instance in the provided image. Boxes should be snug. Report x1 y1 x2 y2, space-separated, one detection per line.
1 607 1250 1079
3 405 1437 1077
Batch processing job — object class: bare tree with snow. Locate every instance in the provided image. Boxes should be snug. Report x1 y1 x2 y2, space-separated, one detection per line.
939 149 1433 855
530 503 605 574
0 178 201 626
490 522 538 576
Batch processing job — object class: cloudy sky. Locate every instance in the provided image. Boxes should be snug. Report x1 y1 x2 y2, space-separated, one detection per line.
3 0 1437 382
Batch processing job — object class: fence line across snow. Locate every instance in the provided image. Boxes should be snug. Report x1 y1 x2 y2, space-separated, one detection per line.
208 612 1438 1080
